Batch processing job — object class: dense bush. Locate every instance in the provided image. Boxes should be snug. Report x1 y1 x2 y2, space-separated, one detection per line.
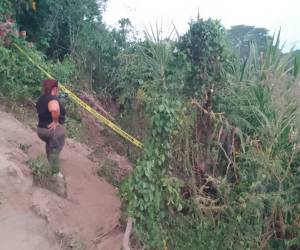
0 44 43 101
121 23 300 249
0 41 75 102
177 18 231 96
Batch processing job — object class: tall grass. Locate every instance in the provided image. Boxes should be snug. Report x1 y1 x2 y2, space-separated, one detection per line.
210 33 300 250
160 32 300 249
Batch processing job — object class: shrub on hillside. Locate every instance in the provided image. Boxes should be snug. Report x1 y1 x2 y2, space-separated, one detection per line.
0 42 75 102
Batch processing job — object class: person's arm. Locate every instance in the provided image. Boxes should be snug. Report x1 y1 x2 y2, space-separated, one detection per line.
48 99 60 130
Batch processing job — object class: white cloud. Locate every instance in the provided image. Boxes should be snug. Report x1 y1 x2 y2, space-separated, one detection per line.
103 0 300 50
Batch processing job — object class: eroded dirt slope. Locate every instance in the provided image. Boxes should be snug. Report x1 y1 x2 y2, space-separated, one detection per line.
0 108 126 250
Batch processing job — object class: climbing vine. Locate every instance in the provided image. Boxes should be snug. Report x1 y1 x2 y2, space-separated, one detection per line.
121 93 183 248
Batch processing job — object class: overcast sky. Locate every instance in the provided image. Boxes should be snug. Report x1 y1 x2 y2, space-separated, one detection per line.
103 0 300 50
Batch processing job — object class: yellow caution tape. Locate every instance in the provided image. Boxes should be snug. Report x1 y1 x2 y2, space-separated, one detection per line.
13 43 143 148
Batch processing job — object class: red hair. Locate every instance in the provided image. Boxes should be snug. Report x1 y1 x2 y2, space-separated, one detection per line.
42 79 58 95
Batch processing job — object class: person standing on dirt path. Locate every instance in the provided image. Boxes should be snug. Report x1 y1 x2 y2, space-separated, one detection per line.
36 79 66 177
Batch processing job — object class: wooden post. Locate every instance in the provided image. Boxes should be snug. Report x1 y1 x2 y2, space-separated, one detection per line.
122 217 133 250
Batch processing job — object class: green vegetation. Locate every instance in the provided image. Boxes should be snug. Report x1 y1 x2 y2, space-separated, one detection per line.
19 143 31 153
97 158 119 187
120 25 300 249
1 2 300 250
28 155 52 183
28 155 66 197
0 45 43 101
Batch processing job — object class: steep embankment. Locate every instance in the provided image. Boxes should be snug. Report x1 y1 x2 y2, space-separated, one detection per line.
0 107 129 250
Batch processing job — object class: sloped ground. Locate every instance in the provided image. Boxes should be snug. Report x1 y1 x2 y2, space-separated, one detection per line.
0 108 129 250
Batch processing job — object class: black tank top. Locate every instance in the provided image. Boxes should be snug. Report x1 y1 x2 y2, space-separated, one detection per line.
36 95 66 128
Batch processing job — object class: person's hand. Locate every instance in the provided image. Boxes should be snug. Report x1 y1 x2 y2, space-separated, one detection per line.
48 121 59 130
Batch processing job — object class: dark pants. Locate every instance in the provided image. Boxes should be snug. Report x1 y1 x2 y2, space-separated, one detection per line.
37 125 65 174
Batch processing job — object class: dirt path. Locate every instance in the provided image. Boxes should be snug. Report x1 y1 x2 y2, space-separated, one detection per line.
0 108 125 250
